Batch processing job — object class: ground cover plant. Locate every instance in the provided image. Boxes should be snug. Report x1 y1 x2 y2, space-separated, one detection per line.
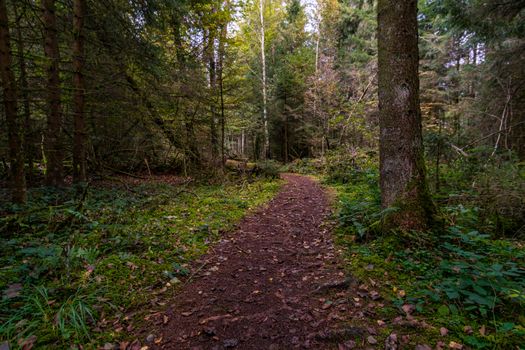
0 176 281 348
327 154 525 349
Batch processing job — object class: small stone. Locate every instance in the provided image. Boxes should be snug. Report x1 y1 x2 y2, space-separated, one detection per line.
203 327 216 336
145 334 155 343
170 277 181 284
367 336 377 344
440 327 448 336
223 338 239 348
104 343 115 350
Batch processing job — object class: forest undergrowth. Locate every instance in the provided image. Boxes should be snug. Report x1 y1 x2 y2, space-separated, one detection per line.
313 151 525 349
0 176 281 349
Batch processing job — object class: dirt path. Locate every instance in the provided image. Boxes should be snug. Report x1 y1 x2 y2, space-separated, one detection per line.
141 174 362 349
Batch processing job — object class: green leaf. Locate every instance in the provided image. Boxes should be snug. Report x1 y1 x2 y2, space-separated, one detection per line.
437 304 450 316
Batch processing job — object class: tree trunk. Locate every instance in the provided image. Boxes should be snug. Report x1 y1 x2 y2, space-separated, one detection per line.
377 0 435 230
0 0 26 203
72 0 87 182
43 0 64 186
207 27 219 159
13 3 33 184
260 0 269 159
218 0 229 168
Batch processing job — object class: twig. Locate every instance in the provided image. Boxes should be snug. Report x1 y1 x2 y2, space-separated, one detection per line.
101 164 146 179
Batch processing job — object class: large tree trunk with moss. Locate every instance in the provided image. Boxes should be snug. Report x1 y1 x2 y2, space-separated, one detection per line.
0 0 26 203
43 0 64 186
72 0 87 183
377 0 435 230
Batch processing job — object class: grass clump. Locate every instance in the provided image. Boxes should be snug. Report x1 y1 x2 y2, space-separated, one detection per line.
0 177 281 349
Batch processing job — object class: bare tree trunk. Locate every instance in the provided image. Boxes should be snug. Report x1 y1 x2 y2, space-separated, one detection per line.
313 6 320 154
218 0 229 169
0 0 26 203
43 0 64 186
377 0 435 230
207 27 219 159
73 0 87 182
435 109 442 192
13 3 33 184
260 0 269 159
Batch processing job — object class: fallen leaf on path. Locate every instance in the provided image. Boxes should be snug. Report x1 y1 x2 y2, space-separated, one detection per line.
126 262 138 270
18 335 36 350
479 325 486 336
415 345 431 350
3 283 23 299
384 333 397 350
401 304 415 315
370 291 381 300
449 341 463 349
128 340 141 350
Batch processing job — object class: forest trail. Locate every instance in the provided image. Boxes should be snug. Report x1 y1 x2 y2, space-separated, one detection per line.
141 174 361 349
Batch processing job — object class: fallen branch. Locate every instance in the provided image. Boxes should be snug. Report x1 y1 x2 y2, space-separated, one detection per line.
101 164 147 179
313 277 354 294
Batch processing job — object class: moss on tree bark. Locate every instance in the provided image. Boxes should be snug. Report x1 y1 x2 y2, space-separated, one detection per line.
377 0 436 231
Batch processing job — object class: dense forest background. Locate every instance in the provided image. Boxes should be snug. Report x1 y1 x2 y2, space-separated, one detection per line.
1 0 523 191
1 0 525 349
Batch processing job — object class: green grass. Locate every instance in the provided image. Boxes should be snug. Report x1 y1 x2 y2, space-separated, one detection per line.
0 178 281 349
326 168 525 349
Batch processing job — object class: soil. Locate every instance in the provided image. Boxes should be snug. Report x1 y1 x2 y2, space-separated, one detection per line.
138 174 374 350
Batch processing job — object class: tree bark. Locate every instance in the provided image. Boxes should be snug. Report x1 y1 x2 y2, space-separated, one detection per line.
0 0 26 203
259 0 269 159
377 0 435 230
72 0 87 182
43 0 64 186
218 0 229 168
207 27 218 158
13 3 33 183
